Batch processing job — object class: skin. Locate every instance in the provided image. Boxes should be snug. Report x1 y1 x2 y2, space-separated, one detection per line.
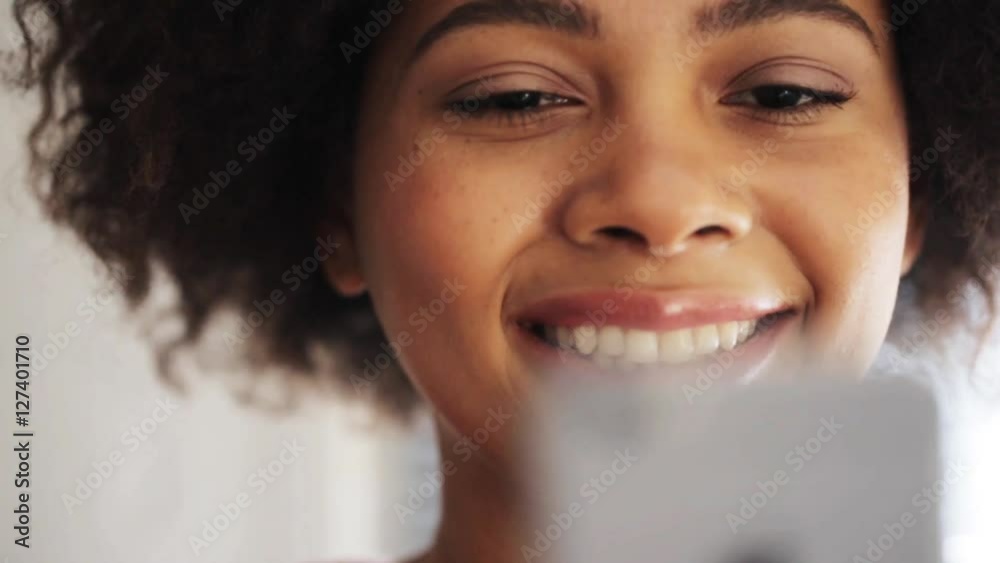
321 0 926 560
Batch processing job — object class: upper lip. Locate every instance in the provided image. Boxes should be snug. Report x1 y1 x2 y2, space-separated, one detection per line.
514 289 795 332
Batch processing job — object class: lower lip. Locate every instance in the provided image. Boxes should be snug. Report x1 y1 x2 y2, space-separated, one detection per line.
513 313 797 383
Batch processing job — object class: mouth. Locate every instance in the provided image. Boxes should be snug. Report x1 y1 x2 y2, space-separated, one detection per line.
513 290 797 376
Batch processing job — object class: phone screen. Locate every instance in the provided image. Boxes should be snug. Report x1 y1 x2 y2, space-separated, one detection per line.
521 377 942 563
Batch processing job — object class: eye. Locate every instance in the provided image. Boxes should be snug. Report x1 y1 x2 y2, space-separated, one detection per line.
723 84 849 110
480 91 570 111
744 85 815 108
448 90 581 126
720 84 855 125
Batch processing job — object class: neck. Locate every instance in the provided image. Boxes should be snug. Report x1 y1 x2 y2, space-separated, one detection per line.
417 421 519 563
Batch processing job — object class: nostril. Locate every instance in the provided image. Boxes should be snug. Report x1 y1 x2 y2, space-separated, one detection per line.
694 225 729 237
597 226 647 245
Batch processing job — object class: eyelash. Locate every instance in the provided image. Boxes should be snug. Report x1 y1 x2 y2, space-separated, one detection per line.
447 91 580 127
446 84 856 127
721 84 857 125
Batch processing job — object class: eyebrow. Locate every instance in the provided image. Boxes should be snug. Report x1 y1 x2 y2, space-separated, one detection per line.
409 0 877 65
410 0 600 61
695 0 878 50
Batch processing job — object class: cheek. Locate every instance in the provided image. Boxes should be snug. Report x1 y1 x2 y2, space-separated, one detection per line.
350 136 545 410
353 132 570 308
764 145 911 369
355 140 525 312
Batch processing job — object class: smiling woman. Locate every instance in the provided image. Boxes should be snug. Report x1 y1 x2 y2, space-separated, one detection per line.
7 0 1000 561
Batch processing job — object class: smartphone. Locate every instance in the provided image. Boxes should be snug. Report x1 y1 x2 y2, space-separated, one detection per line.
522 376 942 563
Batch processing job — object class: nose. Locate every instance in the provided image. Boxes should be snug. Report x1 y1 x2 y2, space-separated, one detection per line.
561 133 754 259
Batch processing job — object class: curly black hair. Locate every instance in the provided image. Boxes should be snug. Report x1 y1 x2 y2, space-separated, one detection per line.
7 0 1000 408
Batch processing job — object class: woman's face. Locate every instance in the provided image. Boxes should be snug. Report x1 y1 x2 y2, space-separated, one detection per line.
332 0 923 460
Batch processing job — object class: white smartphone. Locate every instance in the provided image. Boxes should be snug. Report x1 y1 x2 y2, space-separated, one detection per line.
522 377 942 563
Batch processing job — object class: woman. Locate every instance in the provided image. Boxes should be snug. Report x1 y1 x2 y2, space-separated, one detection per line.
11 0 1000 561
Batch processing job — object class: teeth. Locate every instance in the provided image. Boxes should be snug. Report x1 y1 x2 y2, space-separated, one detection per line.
556 326 574 349
718 321 739 351
597 326 625 356
693 325 720 355
547 318 761 368
573 325 598 354
659 329 695 364
624 330 659 364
